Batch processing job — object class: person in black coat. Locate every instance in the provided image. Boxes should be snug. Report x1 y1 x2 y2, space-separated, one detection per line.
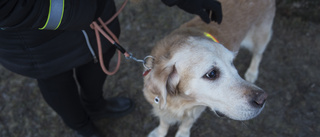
0 0 222 136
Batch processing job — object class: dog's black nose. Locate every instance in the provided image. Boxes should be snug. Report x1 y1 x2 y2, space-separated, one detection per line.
250 91 268 108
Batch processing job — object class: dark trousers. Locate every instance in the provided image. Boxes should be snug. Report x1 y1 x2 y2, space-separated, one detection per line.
37 49 115 130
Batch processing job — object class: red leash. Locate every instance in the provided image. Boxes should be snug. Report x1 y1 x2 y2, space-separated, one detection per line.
90 0 130 75
90 0 153 76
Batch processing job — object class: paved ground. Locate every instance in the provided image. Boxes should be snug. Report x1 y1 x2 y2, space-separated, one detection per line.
0 0 319 137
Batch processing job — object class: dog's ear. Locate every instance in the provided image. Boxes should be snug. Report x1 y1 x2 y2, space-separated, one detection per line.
146 62 180 109
166 65 180 95
160 64 180 109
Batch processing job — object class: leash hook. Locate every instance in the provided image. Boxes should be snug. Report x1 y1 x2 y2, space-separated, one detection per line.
126 53 153 70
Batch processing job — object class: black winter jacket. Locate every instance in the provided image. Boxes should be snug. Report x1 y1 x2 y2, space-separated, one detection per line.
0 0 120 79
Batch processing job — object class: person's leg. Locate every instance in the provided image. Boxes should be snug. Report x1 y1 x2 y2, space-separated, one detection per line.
75 48 134 120
75 57 108 112
37 70 89 129
37 70 103 137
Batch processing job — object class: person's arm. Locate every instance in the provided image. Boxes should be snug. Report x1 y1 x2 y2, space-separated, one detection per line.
161 0 223 24
0 0 106 30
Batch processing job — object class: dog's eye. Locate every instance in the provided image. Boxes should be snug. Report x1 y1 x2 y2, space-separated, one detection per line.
204 69 219 80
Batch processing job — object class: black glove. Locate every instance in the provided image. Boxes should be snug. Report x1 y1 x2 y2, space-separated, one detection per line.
161 0 222 24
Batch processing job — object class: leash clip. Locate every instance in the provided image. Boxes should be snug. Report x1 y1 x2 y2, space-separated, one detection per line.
126 53 153 70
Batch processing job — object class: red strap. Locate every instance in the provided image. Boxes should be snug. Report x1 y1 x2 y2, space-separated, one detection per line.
143 69 151 77
90 0 128 75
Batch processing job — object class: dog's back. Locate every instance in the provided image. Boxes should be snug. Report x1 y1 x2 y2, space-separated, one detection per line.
180 0 275 52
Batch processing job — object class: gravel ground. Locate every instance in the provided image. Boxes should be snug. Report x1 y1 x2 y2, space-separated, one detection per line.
0 0 319 137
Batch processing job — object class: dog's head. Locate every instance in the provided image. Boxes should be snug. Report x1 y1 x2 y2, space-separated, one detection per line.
143 35 267 121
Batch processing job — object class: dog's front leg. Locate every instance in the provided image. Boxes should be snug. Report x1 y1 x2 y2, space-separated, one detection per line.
148 118 170 137
175 116 195 137
175 106 206 137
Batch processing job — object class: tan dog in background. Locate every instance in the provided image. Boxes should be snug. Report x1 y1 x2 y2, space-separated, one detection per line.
143 0 275 137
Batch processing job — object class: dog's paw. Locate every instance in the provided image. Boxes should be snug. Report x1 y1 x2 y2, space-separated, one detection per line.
175 130 190 137
148 131 158 137
148 127 166 137
245 70 258 83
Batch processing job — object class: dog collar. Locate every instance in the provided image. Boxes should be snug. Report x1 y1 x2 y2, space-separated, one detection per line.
142 56 154 77
143 69 151 76
204 32 219 43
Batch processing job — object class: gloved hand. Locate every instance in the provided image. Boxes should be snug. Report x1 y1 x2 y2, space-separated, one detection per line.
161 0 222 24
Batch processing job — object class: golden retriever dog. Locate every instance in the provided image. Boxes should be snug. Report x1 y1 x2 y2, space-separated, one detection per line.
143 0 275 136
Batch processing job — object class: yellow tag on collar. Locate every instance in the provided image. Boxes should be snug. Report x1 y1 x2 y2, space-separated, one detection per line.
204 32 219 43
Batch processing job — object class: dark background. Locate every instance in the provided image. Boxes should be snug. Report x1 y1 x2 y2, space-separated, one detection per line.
0 0 319 136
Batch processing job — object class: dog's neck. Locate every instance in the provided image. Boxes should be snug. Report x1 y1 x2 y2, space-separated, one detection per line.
176 17 246 52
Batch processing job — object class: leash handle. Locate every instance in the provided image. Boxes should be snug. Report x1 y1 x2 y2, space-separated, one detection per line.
90 0 128 75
